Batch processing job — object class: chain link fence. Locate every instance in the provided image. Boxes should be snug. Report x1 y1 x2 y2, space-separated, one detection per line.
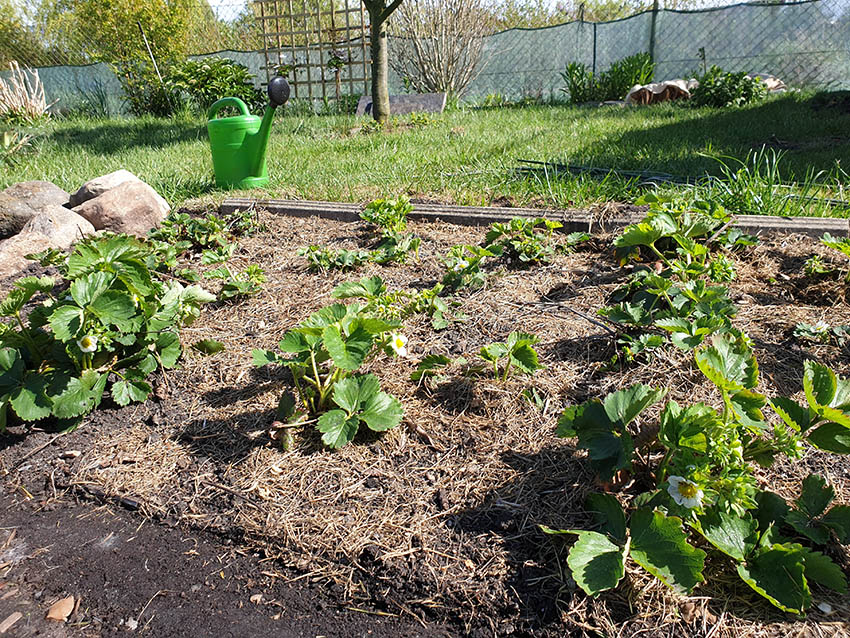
2 0 849 113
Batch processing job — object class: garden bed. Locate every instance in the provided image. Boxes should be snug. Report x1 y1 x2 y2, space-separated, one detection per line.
2 210 849 637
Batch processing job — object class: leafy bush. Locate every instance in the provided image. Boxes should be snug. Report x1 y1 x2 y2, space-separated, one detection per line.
690 66 768 108
252 303 405 448
165 58 264 114
561 52 654 103
0 234 214 430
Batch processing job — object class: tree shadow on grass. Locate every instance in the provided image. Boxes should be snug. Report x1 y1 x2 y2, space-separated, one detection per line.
550 95 850 184
51 119 207 155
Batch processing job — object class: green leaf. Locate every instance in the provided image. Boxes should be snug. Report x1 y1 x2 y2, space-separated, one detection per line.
50 371 107 419
192 339 225 355
730 390 766 429
89 291 137 330
737 545 810 614
48 305 84 342
252 348 281 367
800 548 847 594
0 348 24 396
629 509 706 595
479 342 508 363
806 422 850 453
0 276 55 316
786 510 831 545
331 276 386 299
566 531 627 596
603 384 666 427
332 374 378 414
696 509 756 561
318 409 360 448
755 490 789 534
658 401 714 453
156 332 182 368
278 330 312 354
10 373 51 421
579 425 634 480
360 390 404 432
695 333 757 392
796 474 834 519
770 397 811 432
804 360 836 407
111 377 152 406
70 271 114 306
322 324 372 371
585 493 627 543
410 354 452 382
510 343 544 375
822 505 850 543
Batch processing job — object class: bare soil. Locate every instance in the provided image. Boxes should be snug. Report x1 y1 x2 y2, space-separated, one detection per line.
1 212 849 637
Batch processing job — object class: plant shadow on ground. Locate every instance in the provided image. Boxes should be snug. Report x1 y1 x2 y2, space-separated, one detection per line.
50 119 207 155
448 445 638 633
561 96 850 184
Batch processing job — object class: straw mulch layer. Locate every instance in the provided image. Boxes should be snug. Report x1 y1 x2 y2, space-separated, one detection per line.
3 211 850 637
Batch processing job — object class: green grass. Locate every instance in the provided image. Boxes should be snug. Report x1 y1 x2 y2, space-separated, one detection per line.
3 91 849 215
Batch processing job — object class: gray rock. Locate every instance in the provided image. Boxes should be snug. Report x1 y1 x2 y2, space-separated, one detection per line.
68 169 143 207
73 180 170 237
0 231 57 280
356 93 447 117
21 205 95 250
0 181 71 238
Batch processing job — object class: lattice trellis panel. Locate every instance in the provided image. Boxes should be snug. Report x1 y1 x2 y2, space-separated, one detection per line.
253 0 371 100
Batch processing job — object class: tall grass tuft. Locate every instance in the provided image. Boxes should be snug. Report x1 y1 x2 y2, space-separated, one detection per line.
0 62 54 126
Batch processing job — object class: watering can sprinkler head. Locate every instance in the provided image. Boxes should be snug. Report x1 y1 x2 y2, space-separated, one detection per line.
267 76 290 108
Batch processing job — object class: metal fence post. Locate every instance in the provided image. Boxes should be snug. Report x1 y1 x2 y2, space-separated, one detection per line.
592 23 597 74
649 0 659 63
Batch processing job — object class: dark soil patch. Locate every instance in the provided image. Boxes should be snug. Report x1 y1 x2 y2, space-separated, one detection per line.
2 212 850 637
0 495 446 637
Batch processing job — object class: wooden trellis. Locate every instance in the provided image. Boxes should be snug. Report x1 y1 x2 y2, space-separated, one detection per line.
253 0 371 101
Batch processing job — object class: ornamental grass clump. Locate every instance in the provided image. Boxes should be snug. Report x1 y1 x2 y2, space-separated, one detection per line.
0 61 53 126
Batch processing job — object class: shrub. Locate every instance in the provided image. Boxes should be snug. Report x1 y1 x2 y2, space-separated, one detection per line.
165 57 264 114
690 66 768 108
561 52 654 104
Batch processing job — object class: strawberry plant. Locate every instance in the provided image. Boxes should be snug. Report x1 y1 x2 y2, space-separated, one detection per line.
0 234 214 430
331 276 457 330
484 217 585 265
360 196 412 233
204 264 266 300
299 245 371 272
441 245 496 291
252 302 405 448
548 332 850 613
480 332 545 380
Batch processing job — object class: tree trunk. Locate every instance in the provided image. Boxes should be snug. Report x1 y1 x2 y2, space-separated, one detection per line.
369 15 390 124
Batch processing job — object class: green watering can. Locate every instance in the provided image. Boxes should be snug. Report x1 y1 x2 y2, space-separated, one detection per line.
207 76 290 189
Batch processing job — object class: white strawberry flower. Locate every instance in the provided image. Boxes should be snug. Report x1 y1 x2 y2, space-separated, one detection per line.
452 259 469 272
77 335 98 353
667 475 703 509
389 333 408 357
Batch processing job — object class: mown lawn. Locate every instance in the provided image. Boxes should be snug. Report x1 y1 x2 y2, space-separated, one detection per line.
4 91 849 214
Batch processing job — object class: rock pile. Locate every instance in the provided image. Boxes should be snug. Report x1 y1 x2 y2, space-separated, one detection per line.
0 170 170 279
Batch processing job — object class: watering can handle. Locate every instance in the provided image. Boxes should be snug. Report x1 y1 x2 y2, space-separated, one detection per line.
207 97 251 120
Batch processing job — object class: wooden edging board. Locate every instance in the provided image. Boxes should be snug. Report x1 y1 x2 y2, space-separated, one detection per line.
220 198 850 238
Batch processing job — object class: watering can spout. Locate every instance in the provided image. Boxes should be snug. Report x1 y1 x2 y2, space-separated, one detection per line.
251 76 291 176
206 76 290 189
